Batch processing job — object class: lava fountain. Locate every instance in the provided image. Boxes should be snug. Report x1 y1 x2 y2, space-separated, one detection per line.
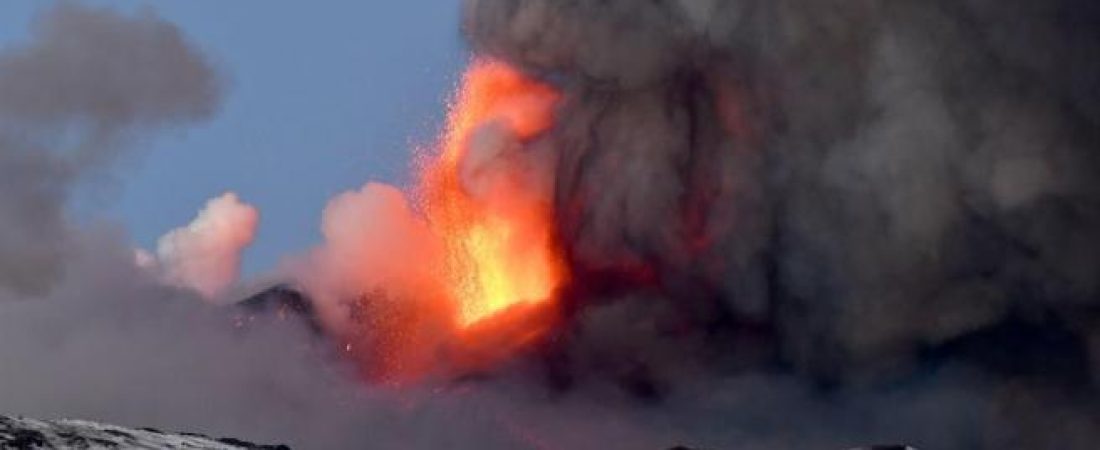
416 59 565 373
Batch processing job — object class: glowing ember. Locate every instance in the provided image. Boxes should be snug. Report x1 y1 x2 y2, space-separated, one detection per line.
420 59 564 331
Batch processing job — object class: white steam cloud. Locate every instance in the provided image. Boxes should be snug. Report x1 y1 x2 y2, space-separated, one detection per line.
152 192 259 300
287 182 444 332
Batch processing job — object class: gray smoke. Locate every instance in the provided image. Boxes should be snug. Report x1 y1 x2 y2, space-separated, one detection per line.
464 0 1100 448
0 4 219 296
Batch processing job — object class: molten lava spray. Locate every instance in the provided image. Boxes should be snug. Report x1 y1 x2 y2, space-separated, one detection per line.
419 59 564 335
297 59 566 381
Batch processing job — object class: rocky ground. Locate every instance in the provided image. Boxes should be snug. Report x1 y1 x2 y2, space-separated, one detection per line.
0 415 288 449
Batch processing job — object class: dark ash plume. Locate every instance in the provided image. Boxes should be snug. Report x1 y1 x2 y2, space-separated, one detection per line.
464 0 1100 447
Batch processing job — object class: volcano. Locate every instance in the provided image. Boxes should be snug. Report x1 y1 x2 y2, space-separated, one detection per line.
1 1 1098 449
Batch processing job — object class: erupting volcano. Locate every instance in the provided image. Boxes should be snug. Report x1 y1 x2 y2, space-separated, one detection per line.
2 1 1100 448
313 59 570 381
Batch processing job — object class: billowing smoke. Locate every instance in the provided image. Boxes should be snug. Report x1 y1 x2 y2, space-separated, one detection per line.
464 0 1100 371
0 3 219 297
150 192 259 300
285 182 459 380
459 0 1100 446
291 182 444 332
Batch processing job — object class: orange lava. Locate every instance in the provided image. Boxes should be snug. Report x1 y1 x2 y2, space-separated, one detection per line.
419 59 565 339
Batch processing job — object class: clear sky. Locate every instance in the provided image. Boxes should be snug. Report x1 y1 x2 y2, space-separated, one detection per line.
0 1 468 275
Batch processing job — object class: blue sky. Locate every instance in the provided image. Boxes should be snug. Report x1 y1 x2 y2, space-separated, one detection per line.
0 1 469 275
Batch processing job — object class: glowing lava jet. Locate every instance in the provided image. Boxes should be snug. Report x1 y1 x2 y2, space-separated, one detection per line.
417 59 565 370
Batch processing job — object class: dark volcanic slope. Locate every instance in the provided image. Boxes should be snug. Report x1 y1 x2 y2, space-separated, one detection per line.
234 284 323 335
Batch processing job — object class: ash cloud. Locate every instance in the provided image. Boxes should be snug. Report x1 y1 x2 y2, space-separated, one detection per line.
464 0 1100 447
